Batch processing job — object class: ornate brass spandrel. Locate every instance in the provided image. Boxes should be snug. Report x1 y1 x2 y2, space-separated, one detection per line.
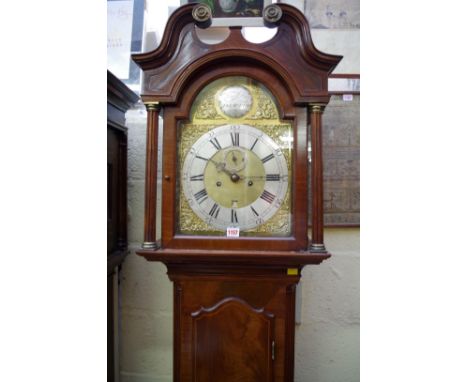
179 195 214 234
249 85 279 120
177 123 218 165
193 93 225 120
245 185 291 235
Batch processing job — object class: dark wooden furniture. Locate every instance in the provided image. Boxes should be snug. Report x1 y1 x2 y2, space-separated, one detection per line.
132 4 341 381
107 70 139 382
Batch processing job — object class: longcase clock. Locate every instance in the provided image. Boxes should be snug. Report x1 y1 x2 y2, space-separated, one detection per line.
132 3 342 381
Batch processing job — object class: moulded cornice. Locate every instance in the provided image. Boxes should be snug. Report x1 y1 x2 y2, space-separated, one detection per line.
132 3 342 103
278 4 343 73
136 248 331 266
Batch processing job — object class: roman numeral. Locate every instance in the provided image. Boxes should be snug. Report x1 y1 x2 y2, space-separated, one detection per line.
190 174 204 181
196 155 209 161
208 203 221 218
210 137 222 150
261 153 275 163
230 132 239 147
250 138 258 151
231 209 238 223
260 190 275 204
266 174 280 181
250 206 259 217
194 188 208 203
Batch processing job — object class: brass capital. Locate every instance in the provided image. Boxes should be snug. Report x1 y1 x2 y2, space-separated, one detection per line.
141 241 160 250
309 243 327 252
308 104 326 113
145 102 161 112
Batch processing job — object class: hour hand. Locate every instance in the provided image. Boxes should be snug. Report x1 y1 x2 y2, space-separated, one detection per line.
207 158 242 183
220 165 240 181
208 158 227 173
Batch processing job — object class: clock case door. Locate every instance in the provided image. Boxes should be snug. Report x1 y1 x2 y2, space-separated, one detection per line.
162 70 308 252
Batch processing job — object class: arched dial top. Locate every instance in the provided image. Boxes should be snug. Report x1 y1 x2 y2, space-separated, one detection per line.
182 124 289 232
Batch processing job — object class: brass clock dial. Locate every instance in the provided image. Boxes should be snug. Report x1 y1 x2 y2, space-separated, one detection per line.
182 124 289 231
177 76 293 237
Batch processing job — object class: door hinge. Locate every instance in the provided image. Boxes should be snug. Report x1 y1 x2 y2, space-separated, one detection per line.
272 340 275 361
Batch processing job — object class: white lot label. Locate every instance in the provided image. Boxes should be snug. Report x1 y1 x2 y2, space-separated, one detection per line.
226 227 240 237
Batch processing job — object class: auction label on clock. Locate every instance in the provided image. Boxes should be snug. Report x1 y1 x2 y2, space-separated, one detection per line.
226 227 240 237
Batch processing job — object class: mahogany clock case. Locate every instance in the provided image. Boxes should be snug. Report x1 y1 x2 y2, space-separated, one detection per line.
130 4 342 382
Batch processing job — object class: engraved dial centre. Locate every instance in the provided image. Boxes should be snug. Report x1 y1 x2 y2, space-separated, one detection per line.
205 147 266 209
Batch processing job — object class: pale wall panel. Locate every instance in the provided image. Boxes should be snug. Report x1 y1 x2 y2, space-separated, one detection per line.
313 29 360 73
305 0 360 29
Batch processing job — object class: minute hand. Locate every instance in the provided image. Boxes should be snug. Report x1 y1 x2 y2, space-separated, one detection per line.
238 175 268 180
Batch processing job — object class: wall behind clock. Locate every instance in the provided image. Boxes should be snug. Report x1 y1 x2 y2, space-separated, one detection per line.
117 1 359 381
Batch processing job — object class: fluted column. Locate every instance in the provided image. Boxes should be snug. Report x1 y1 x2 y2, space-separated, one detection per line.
309 103 327 252
142 102 161 249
